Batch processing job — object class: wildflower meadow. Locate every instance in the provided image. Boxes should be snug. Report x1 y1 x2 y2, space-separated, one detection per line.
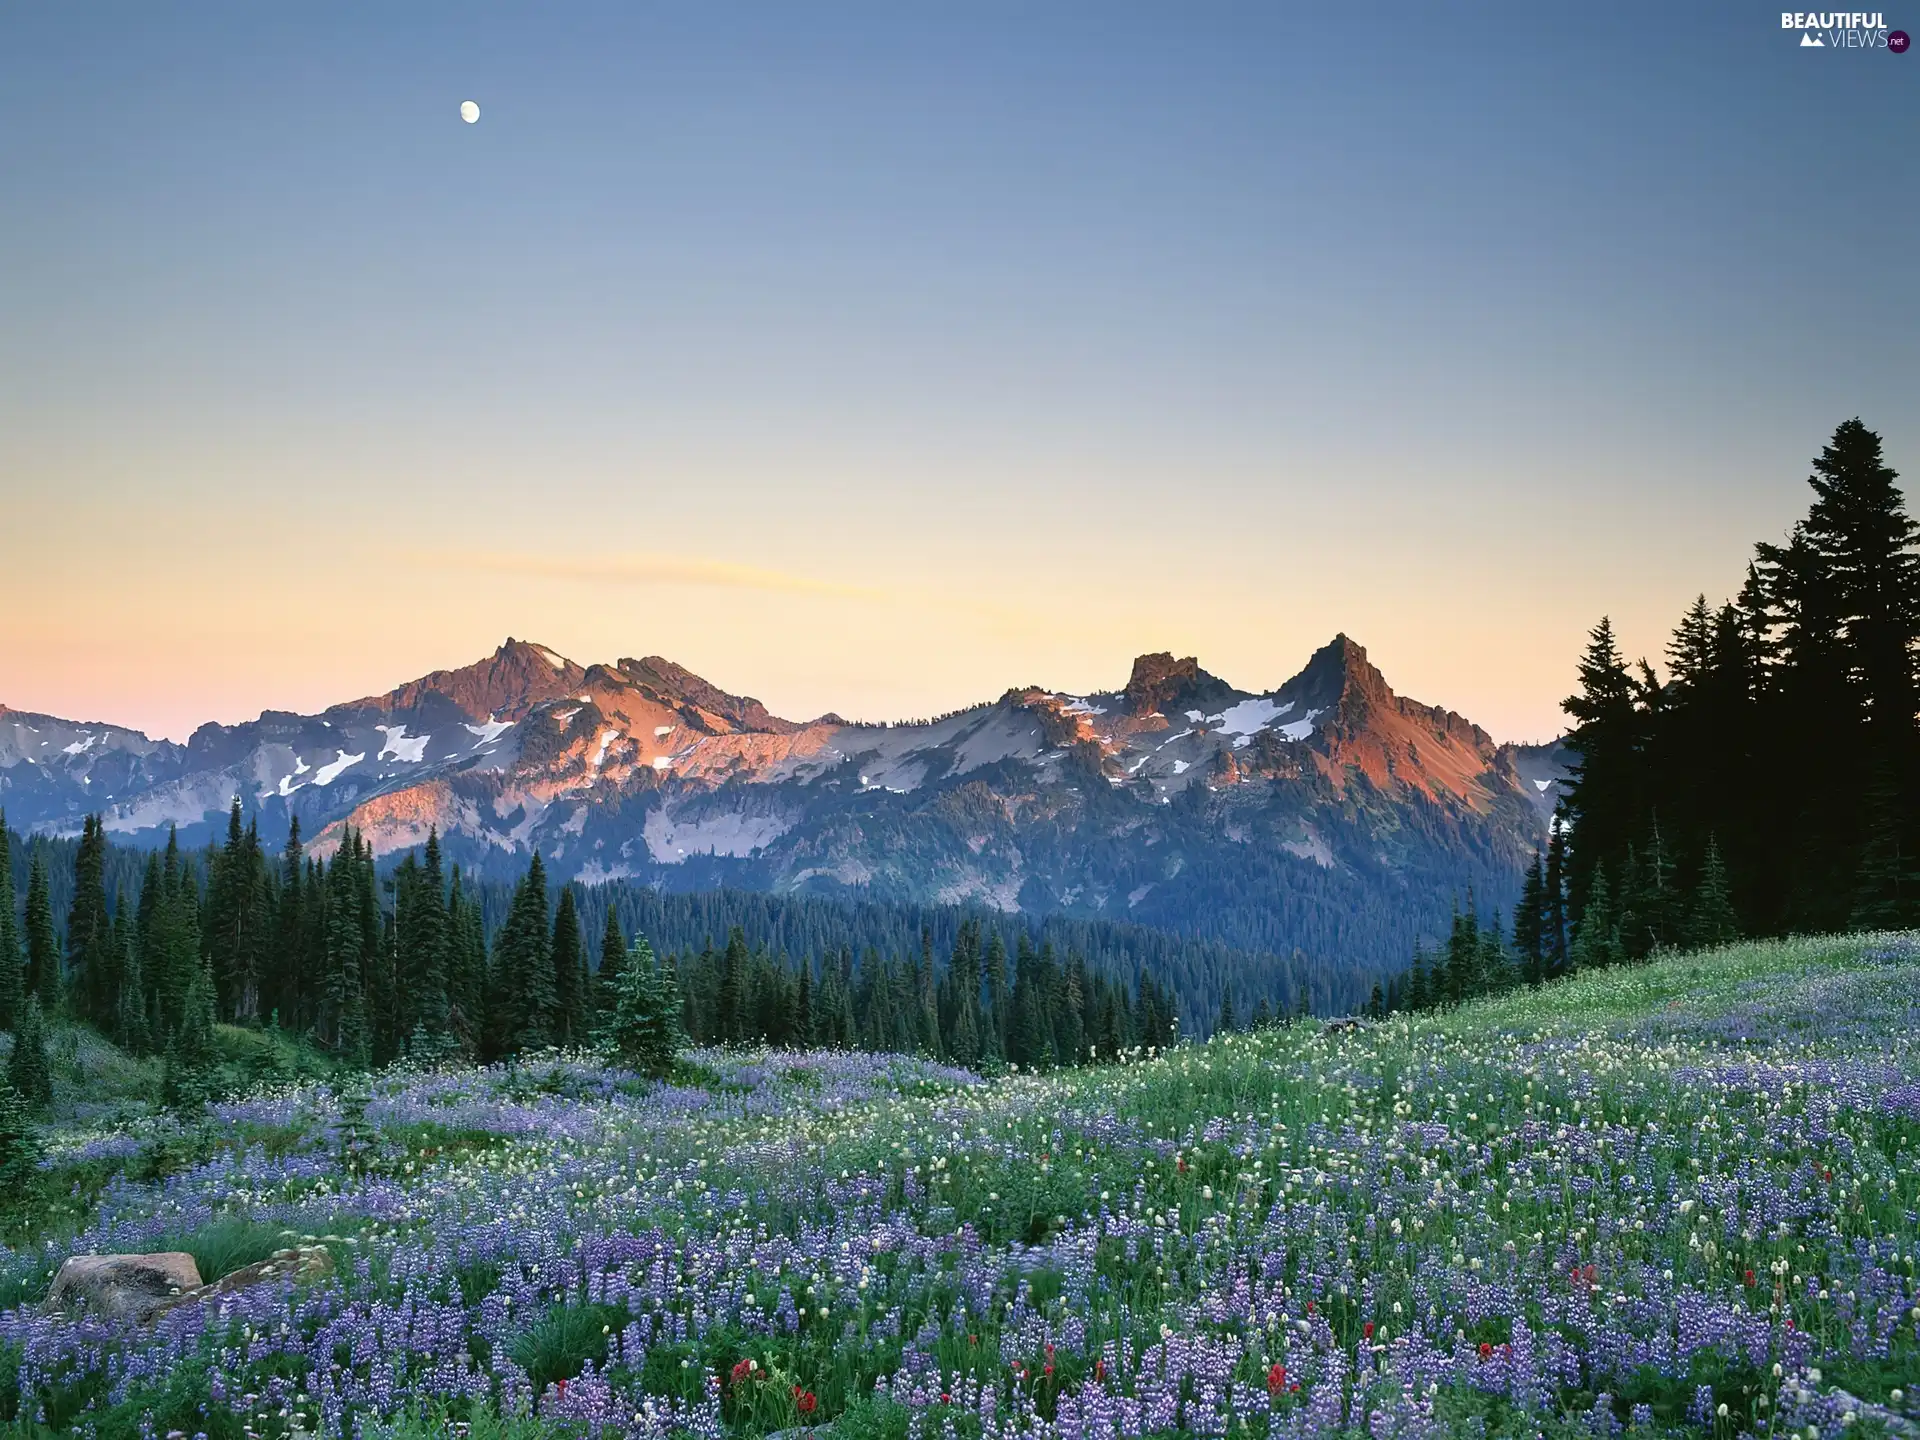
1 935 1916 1440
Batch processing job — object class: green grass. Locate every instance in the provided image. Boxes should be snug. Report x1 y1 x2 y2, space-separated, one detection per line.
155 1217 296 1283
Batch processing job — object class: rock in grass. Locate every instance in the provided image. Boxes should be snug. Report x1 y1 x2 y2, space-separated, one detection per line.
150 1245 336 1319
46 1252 204 1322
46 1246 336 1325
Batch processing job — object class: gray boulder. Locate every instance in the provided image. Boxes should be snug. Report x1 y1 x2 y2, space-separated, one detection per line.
46 1252 203 1322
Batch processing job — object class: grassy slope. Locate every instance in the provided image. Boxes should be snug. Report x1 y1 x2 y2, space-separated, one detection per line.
2 935 1916 1439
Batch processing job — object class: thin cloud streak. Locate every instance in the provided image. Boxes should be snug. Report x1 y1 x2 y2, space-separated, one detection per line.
413 550 889 602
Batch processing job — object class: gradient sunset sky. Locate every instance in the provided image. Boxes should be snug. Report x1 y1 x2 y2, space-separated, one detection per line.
2 3 1915 744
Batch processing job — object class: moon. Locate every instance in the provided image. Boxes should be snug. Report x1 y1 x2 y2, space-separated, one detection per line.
460 100 480 124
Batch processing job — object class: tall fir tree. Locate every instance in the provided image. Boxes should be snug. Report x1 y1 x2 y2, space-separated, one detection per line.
23 847 58 1011
162 963 221 1110
1513 852 1547 985
550 885 586 1047
1686 836 1741 947
68 815 115 1026
0 814 21 1030
204 800 269 1024
486 851 554 1057
6 994 51 1110
606 935 684 1078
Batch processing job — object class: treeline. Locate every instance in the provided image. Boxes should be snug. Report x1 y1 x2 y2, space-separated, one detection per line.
661 919 1178 1067
1377 418 1911 1007
1556 418 1919 953
484 884 1309 1032
0 804 1190 1083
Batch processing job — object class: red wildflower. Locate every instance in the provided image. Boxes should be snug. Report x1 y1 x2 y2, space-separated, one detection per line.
1306 1300 1316 1314
942 1394 951 1405
1094 1360 1106 1381
731 1359 756 1385
794 1389 818 1415
1044 1364 1055 1377
1478 1342 1493 1360
1178 1158 1188 1173
1745 1270 1756 1288
1363 1322 1374 1340
554 1379 568 1399
1267 1363 1287 1395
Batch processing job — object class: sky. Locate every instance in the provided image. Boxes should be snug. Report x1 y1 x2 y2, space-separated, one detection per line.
1 3 1915 744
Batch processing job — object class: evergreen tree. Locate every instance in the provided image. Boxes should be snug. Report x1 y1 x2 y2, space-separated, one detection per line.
162 963 220 1110
1513 852 1547 985
1542 816 1569 973
606 936 685 1078
445 865 488 1053
1216 987 1235 1035
204 799 268 1024
6 995 52 1110
794 958 814 1047
114 923 149 1054
981 931 1009 1062
715 927 750 1043
593 907 626 1026
1686 836 1741 947
1569 866 1620 972
1405 943 1430 1011
550 885 586 1047
486 852 554 1057
0 1079 43 1218
269 819 308 1032
23 847 58 1010
0 815 21 1030
147 827 203 1040
392 829 452 1045
68 815 115 1026
323 831 371 1065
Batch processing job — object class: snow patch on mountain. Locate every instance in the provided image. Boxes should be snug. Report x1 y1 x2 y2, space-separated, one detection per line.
313 750 364 787
465 716 513 745
575 859 636 885
643 806 793 863
63 735 96 755
1282 832 1335 868
1273 708 1323 742
277 756 312 797
1208 698 1292 739
376 725 431 763
534 645 567 671
592 729 619 769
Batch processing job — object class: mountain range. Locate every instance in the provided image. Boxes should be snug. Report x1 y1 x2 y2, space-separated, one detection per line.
0 636 1565 975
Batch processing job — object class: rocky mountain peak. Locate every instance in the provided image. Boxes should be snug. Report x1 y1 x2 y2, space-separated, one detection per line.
1122 653 1234 716
350 638 588 723
614 657 801 735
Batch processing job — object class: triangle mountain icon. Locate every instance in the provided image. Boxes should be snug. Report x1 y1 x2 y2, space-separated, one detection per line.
1800 31 1825 44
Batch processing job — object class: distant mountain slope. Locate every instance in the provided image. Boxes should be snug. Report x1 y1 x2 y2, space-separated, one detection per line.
1 635 1566 977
